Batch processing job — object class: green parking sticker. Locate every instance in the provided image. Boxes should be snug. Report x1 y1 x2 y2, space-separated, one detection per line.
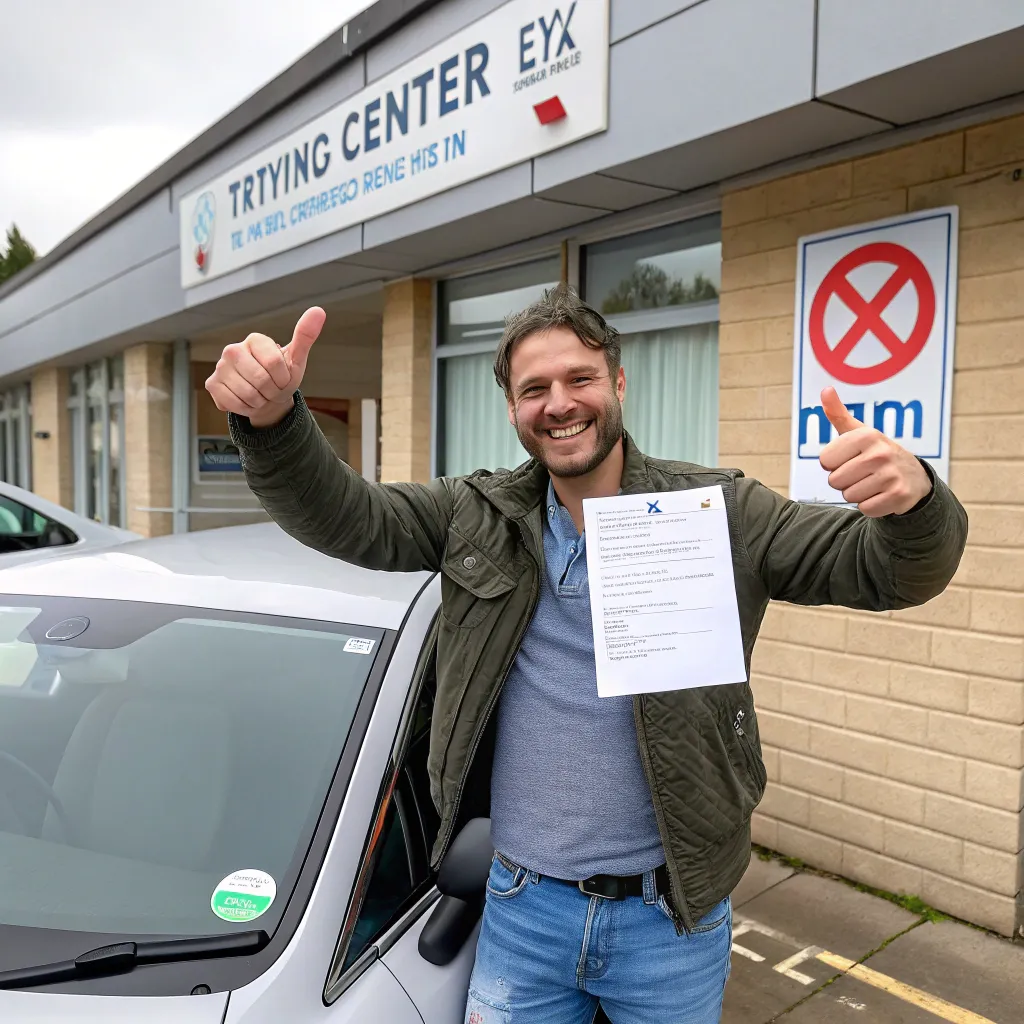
211 870 276 923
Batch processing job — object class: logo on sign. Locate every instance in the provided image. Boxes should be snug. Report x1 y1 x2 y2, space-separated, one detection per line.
808 242 935 387
192 191 216 273
790 207 958 504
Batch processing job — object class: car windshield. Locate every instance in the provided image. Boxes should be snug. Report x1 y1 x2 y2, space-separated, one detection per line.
0 595 385 962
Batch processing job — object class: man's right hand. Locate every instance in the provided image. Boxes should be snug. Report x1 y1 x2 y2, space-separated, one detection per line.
206 306 326 428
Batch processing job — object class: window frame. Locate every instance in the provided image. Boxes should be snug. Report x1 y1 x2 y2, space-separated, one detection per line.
324 614 442 1004
67 357 126 528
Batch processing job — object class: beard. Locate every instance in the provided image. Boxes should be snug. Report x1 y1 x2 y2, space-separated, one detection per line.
514 393 624 478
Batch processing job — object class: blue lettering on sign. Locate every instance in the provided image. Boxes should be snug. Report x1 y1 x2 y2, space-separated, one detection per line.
409 143 440 175
312 133 331 177
874 400 923 439
799 401 924 446
386 85 409 142
224 41 491 218
521 3 576 71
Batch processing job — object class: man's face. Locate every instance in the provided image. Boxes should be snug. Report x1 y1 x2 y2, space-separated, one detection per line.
506 326 626 478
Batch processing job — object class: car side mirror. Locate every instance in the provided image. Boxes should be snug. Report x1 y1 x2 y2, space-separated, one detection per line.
436 817 493 900
418 817 492 966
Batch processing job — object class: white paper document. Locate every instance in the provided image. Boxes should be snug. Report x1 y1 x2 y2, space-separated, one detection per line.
582 486 747 698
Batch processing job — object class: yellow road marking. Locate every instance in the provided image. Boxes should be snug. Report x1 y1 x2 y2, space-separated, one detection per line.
815 951 998 1024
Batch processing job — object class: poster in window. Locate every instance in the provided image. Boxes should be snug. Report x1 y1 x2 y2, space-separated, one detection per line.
197 437 243 474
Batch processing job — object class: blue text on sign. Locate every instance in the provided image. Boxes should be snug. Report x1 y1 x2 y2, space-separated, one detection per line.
520 3 577 71
800 401 924 447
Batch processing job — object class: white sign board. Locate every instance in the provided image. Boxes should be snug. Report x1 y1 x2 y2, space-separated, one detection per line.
789 207 959 504
179 0 610 287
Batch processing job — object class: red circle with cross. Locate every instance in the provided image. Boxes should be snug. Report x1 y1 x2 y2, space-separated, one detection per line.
808 241 936 386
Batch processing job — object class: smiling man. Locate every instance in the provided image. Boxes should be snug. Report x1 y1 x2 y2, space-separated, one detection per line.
210 285 967 1023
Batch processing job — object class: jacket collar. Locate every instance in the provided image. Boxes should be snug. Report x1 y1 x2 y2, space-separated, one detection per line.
465 432 654 520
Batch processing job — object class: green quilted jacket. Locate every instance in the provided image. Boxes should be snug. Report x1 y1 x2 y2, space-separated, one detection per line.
229 393 967 932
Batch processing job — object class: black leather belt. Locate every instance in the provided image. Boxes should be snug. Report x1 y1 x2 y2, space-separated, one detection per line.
575 864 671 901
498 853 670 901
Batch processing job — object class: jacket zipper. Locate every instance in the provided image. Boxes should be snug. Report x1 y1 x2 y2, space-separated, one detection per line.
433 552 540 867
632 694 693 935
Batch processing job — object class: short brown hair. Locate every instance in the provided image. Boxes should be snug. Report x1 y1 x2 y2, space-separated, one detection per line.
493 284 621 396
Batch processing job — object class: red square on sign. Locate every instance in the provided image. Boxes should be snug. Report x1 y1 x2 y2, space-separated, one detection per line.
534 96 567 125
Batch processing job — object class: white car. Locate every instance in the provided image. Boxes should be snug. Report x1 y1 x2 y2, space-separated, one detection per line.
0 481 137 567
0 522 490 1023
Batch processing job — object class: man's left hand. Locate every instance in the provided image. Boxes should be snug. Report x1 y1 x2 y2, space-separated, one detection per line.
818 386 933 517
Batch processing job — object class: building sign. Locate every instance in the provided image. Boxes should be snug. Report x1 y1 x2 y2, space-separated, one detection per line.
197 437 243 474
790 207 959 504
179 0 610 287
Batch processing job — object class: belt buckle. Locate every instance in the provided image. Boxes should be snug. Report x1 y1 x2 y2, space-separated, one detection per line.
578 876 621 900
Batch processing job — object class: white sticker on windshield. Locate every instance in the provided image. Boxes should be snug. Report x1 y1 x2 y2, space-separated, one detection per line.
211 870 276 923
344 638 375 655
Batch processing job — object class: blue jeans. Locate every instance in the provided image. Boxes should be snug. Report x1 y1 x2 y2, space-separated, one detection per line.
464 855 732 1023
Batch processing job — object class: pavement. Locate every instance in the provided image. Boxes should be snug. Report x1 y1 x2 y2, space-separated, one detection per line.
722 853 1024 1023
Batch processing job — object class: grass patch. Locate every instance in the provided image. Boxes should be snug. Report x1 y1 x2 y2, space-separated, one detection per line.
751 844 948 922
852 883 948 923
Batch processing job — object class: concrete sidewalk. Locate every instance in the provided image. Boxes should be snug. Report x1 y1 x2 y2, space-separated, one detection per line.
724 852 1024 1023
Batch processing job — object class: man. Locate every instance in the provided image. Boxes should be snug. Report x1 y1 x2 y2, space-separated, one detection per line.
208 286 967 1023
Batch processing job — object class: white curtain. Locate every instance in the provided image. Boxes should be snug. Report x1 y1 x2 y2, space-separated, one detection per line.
442 352 530 477
620 323 719 466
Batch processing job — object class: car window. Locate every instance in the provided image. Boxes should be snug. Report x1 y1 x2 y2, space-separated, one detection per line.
341 660 439 972
0 597 388 966
0 496 75 552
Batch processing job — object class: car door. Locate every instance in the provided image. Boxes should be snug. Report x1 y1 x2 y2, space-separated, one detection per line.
325 627 476 1024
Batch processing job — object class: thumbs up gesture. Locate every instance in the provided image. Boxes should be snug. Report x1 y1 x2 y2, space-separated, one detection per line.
206 307 326 427
818 387 932 517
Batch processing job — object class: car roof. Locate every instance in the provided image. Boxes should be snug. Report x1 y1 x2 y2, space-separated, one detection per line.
0 522 435 630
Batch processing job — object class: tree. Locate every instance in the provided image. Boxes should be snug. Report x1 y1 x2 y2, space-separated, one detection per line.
601 263 718 315
0 225 37 284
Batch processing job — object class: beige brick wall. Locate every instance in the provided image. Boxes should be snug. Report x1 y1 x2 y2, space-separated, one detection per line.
29 367 73 508
380 278 432 484
124 343 173 537
722 114 1024 937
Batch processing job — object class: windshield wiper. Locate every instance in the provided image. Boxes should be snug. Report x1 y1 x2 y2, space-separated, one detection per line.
0 929 268 989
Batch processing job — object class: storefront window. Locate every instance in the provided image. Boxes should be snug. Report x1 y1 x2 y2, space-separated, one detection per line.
68 358 126 527
437 257 561 476
584 217 721 317
0 385 32 491
584 217 721 466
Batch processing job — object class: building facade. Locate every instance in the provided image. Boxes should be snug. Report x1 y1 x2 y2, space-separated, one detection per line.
1 0 1021 936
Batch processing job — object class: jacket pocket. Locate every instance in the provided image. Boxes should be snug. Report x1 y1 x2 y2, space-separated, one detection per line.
717 701 767 804
440 529 517 629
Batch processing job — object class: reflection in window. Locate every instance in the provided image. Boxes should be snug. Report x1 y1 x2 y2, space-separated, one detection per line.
441 258 561 347
585 217 721 316
584 217 721 467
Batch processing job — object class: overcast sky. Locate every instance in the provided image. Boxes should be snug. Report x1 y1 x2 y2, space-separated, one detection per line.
1 0 376 256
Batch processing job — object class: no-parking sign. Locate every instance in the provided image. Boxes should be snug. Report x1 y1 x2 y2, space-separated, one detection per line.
790 206 959 504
